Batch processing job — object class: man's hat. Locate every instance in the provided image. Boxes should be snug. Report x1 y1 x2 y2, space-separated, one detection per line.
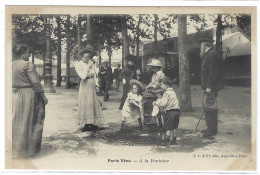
79 46 95 56
129 79 145 92
147 59 163 67
198 38 215 44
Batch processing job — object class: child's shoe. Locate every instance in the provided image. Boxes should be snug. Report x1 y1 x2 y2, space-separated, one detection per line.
172 138 177 145
167 138 177 147
138 118 143 131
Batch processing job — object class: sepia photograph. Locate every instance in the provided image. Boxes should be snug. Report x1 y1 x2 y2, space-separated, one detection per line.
4 5 257 172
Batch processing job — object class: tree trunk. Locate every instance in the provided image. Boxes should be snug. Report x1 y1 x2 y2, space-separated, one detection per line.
178 14 192 112
56 15 62 87
216 14 224 89
43 54 46 77
86 14 93 47
122 45 124 68
66 14 71 89
216 14 223 61
32 48 34 64
136 14 142 69
154 14 159 59
107 47 112 68
77 14 82 60
98 50 102 69
121 15 130 67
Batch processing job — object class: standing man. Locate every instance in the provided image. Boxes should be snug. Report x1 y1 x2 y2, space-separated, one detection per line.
99 61 113 101
200 38 222 137
119 57 137 110
113 63 122 92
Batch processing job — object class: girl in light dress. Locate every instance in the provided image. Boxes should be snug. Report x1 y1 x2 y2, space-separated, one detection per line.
121 79 145 131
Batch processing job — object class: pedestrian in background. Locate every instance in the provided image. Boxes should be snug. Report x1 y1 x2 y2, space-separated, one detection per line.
12 44 48 158
75 46 103 135
113 63 122 92
99 61 113 101
199 38 222 137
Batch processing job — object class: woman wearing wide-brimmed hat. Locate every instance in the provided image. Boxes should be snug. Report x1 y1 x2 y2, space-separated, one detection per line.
146 58 165 90
75 46 104 134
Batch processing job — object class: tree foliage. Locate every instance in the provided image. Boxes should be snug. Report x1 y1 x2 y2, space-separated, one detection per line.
236 14 251 40
12 15 46 59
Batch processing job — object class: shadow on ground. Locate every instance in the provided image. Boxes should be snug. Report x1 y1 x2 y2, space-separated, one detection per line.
97 123 216 153
36 130 100 158
37 113 217 159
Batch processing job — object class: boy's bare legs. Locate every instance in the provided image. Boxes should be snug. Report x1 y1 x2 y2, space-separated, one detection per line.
165 130 171 140
167 129 177 146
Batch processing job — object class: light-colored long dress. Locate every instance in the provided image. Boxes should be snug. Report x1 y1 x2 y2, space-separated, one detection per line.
75 60 103 125
12 59 45 158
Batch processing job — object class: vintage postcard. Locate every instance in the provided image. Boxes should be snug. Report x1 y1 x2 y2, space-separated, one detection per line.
5 5 256 172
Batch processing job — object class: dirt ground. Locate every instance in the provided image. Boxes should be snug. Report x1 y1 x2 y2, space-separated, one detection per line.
8 83 255 171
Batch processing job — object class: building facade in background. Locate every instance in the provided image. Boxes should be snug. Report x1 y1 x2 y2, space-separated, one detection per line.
138 26 251 86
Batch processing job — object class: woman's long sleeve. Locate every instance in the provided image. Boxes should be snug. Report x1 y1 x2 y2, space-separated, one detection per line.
75 61 89 79
94 65 99 86
26 62 44 92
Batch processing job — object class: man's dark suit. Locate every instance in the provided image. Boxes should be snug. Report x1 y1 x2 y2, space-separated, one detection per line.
201 48 222 136
113 67 122 91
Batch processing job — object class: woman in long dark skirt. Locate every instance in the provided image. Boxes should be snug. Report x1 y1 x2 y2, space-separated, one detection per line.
12 44 48 158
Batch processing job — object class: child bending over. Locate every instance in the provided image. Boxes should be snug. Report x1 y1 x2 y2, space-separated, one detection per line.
121 79 145 131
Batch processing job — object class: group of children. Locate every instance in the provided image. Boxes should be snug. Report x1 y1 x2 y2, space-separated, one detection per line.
120 76 181 147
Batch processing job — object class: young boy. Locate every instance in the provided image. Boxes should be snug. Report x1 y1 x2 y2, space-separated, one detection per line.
153 77 181 146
